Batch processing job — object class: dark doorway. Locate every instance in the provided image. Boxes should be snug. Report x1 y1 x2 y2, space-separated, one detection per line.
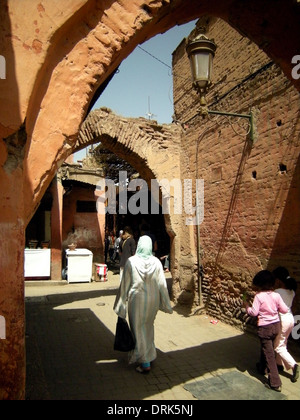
107 189 170 259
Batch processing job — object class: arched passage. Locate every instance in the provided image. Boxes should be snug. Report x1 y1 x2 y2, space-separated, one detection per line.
0 0 300 400
78 107 182 221
78 108 184 274
7 0 298 224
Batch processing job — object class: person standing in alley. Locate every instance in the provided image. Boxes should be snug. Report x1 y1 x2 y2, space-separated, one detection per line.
104 228 110 264
160 254 170 272
119 226 136 282
108 231 115 262
112 230 123 263
273 266 299 383
243 270 289 392
114 235 173 374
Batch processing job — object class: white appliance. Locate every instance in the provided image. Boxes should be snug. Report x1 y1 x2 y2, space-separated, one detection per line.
66 248 93 283
24 249 51 278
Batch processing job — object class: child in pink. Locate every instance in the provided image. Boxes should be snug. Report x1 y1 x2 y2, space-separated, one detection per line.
273 266 299 383
244 270 289 392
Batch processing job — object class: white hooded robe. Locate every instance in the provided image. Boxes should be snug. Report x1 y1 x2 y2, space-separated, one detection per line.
113 236 173 364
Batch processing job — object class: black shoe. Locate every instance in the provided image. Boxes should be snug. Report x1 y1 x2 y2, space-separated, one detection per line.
265 381 282 393
291 364 299 383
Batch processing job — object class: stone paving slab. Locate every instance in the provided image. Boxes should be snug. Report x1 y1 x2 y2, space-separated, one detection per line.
184 371 287 400
25 271 300 400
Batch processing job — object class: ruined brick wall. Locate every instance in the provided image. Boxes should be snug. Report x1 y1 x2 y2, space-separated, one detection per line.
173 17 300 328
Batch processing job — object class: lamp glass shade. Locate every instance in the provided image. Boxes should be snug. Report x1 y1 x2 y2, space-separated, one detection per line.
189 50 213 90
186 35 217 92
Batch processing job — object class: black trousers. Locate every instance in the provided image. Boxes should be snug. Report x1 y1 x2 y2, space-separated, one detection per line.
258 321 281 388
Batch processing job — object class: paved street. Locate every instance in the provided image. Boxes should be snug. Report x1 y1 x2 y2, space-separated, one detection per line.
25 270 300 401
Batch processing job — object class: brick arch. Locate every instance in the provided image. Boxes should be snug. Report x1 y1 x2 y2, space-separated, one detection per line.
78 108 182 238
78 109 183 294
19 0 300 223
78 108 182 181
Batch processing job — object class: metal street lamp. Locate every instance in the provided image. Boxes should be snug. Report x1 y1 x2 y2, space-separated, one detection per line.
186 34 217 114
186 34 254 141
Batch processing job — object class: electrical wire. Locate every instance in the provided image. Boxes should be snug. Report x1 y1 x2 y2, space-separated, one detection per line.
136 45 274 139
137 45 172 70
137 45 189 81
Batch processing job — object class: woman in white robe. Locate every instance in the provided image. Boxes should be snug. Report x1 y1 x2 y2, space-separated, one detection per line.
113 235 173 373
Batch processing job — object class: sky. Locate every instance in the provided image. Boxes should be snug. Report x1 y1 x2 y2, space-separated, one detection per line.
74 20 197 161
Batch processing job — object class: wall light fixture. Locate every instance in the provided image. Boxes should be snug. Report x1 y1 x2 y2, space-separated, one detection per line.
186 34 254 142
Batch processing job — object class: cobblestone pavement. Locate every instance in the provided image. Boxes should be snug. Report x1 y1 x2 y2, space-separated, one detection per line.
25 270 300 401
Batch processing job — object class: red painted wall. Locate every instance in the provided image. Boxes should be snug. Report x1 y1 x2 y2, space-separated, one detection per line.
62 184 105 263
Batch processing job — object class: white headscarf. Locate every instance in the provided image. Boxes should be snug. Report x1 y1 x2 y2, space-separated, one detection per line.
135 235 153 259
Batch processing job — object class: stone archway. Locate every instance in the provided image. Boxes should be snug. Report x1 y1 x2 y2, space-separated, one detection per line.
2 0 299 223
1 0 300 400
78 108 182 210
78 108 184 283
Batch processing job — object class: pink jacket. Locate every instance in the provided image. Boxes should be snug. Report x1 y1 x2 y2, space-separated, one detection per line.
246 291 289 326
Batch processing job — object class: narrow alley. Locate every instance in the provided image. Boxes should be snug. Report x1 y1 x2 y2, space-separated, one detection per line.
25 271 300 401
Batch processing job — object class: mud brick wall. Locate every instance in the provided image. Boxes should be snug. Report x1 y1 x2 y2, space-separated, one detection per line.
173 17 300 329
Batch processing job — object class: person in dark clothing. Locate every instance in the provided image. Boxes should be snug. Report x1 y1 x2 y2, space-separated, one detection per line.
119 226 136 282
112 230 123 263
104 228 110 264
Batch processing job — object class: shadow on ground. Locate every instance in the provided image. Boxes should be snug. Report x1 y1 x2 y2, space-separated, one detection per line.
25 287 299 400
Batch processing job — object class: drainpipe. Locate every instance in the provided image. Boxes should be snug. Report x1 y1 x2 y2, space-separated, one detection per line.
196 191 204 308
195 127 210 310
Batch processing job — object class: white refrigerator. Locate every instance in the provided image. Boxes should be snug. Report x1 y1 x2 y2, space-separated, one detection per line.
66 248 93 283
24 249 51 278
